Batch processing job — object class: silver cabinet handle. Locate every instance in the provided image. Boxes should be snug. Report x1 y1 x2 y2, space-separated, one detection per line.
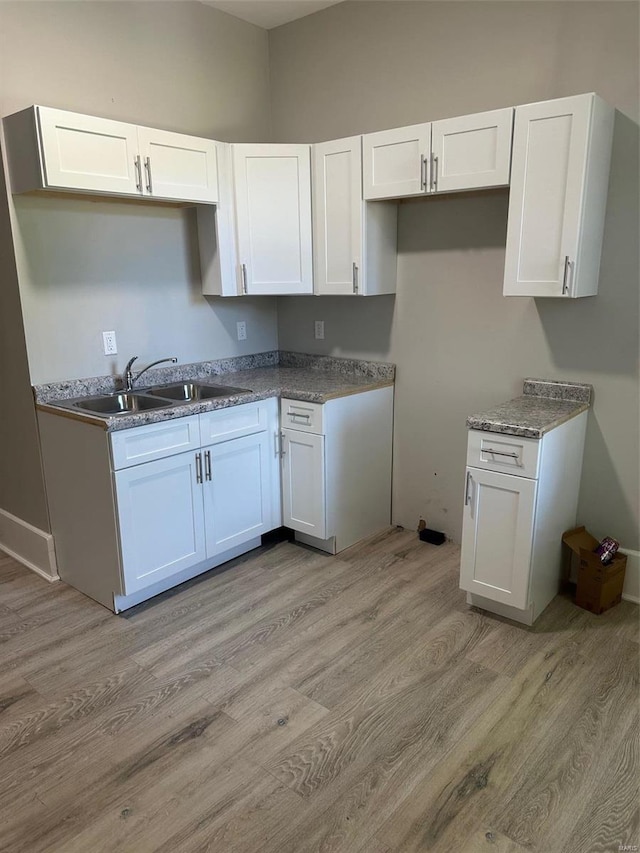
562 255 571 295
204 450 212 481
134 156 143 192
432 155 438 191
241 263 248 294
279 431 286 456
144 157 153 194
420 154 427 190
274 431 281 457
352 262 359 294
484 449 520 459
290 412 310 422
465 471 473 505
195 452 203 485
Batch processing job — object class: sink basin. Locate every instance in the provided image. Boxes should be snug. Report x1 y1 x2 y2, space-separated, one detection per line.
146 382 251 402
73 393 172 416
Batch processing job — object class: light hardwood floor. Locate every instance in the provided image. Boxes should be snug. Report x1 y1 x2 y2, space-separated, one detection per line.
0 528 638 853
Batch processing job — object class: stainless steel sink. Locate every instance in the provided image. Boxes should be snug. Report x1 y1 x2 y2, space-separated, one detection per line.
146 382 251 402
72 393 172 416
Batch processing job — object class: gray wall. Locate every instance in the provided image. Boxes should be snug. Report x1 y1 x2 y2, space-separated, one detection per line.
0 1 273 527
270 1 640 548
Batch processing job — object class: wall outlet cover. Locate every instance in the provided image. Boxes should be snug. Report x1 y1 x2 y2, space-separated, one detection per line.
236 321 247 341
314 320 325 340
102 330 117 355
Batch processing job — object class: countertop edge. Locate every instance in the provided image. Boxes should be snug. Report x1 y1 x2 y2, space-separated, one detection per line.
466 401 590 439
36 379 395 431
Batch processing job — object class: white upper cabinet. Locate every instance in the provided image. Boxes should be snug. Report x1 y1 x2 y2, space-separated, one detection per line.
3 105 219 204
15 107 140 196
136 126 218 203
313 136 397 296
363 123 431 200
232 144 313 295
362 108 513 200
503 94 614 298
431 108 513 193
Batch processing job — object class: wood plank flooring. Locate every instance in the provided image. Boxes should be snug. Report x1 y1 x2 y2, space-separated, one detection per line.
0 529 637 852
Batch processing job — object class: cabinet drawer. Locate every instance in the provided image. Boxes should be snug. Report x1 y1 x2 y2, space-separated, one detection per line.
199 401 268 446
466 430 540 480
280 399 324 434
110 416 200 470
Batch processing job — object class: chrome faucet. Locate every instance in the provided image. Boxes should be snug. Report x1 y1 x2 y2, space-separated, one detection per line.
123 356 178 391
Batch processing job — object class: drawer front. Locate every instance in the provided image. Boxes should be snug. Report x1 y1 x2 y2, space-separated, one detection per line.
199 401 268 446
280 399 324 434
110 415 200 470
467 430 540 479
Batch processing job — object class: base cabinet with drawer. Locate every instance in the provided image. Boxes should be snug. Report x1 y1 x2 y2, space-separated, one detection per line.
459 413 588 625
279 387 394 555
38 398 280 612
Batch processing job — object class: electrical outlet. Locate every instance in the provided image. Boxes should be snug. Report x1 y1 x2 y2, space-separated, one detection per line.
102 330 117 355
314 320 325 340
236 321 247 341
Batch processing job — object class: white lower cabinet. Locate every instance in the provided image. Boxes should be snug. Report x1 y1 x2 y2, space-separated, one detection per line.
459 412 588 625
279 386 393 554
115 451 207 596
203 431 274 557
460 467 537 610
281 429 326 539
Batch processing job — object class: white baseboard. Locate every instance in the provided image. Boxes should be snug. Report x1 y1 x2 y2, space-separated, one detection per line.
620 548 640 604
0 508 58 581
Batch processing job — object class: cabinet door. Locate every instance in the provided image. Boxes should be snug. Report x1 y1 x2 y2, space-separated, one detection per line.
281 428 326 539
503 95 593 297
460 467 537 610
137 127 219 203
362 124 430 200
37 106 140 195
233 144 313 295
313 137 362 296
115 451 206 595
202 432 272 558
431 108 513 193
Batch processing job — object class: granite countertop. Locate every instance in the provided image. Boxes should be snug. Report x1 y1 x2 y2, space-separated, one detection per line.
466 378 592 439
34 351 395 432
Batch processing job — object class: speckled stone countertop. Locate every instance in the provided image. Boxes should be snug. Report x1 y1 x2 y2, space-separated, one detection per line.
34 351 395 432
466 378 592 439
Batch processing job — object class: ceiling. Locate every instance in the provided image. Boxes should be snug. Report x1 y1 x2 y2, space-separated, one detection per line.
202 0 345 30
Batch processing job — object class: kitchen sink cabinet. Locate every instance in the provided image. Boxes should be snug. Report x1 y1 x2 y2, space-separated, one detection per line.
3 105 219 203
203 430 279 558
362 108 513 200
115 450 207 596
503 93 614 298
312 136 397 296
459 413 588 625
38 398 280 612
279 387 393 554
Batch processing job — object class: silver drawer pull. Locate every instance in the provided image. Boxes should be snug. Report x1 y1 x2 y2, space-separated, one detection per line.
484 449 520 460
290 413 311 422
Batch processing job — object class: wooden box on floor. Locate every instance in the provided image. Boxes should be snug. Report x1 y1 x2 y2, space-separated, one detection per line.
563 526 627 615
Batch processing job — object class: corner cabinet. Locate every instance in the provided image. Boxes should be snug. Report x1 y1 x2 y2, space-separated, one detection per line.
279 388 394 554
460 414 588 625
232 144 313 295
3 105 219 203
312 137 397 296
362 108 513 200
503 94 614 298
